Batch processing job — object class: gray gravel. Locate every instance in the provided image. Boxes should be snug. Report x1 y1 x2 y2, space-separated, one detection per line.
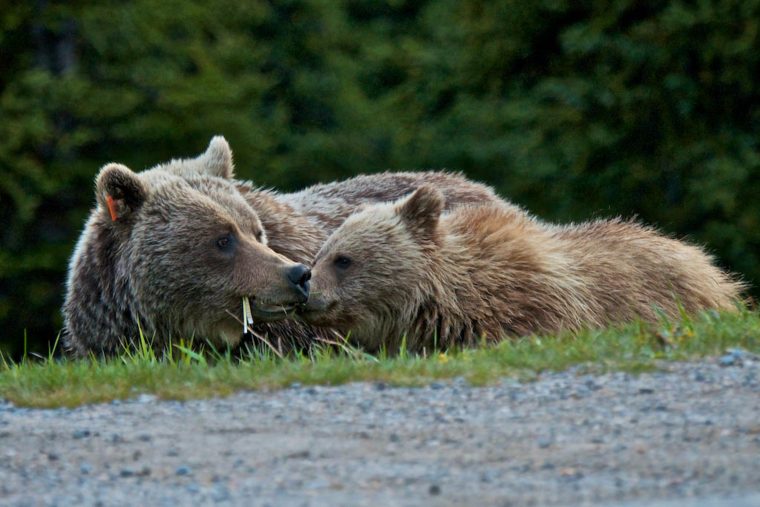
1 356 759 506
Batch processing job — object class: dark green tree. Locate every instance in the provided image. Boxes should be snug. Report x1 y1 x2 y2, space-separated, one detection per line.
1 0 758 356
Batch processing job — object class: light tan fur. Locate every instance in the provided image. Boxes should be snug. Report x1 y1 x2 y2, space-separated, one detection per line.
301 187 744 352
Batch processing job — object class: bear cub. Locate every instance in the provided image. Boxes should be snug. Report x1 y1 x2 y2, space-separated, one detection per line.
300 186 744 352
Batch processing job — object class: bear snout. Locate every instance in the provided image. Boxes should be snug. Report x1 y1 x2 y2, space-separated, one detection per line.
287 264 312 302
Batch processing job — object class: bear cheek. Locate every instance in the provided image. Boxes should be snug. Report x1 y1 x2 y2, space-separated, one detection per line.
228 266 262 301
301 270 338 319
308 263 333 293
330 279 368 320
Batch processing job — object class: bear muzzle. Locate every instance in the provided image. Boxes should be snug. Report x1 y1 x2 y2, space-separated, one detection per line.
241 263 311 322
286 264 312 302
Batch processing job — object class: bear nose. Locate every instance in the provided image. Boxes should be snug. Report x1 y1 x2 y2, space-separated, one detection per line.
287 264 311 301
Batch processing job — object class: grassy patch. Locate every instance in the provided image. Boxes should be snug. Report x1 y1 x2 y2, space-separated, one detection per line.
1 309 758 408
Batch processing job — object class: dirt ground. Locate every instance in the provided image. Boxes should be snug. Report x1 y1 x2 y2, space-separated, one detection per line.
1 357 759 506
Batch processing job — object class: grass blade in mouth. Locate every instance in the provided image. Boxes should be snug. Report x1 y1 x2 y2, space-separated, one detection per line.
242 297 254 334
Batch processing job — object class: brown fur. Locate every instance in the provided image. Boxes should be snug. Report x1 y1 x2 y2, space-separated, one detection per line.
63 138 501 355
301 187 744 352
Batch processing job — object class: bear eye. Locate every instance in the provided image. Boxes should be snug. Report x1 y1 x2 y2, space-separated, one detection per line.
215 233 235 252
333 255 352 269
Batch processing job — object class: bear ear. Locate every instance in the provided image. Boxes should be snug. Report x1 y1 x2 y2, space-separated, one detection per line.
200 135 234 179
95 163 147 223
396 186 445 240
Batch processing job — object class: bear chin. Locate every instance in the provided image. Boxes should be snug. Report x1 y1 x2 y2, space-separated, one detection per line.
215 322 244 348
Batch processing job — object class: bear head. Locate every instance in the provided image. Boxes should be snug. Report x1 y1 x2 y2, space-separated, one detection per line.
300 185 445 349
63 137 310 353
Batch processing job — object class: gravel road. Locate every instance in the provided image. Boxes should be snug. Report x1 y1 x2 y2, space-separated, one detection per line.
1 354 759 506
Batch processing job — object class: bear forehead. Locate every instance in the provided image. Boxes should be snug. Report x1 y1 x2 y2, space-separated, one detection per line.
143 176 258 227
152 156 218 177
185 178 254 211
322 210 414 256
141 168 237 196
341 204 395 228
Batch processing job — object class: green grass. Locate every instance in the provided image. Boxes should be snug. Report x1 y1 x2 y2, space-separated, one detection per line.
1 309 758 409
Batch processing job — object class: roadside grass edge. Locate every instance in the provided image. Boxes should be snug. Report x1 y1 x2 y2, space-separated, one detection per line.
1 309 758 408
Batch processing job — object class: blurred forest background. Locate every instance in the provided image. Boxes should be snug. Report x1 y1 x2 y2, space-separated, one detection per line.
1 0 759 357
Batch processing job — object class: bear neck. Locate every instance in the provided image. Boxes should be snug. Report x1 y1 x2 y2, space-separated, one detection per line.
405 205 573 350
63 215 153 355
399 235 481 351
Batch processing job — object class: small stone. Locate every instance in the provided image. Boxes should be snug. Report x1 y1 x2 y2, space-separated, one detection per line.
120 468 135 478
559 467 583 480
537 436 553 449
480 472 493 483
136 394 157 403
305 479 329 489
389 433 401 443
429 484 441 495
212 484 231 501
80 463 92 475
72 429 91 439
138 434 152 442
47 452 60 461
719 355 737 367
176 465 192 476
585 379 602 391
287 450 310 459
374 382 387 391
638 387 655 394
430 382 445 390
